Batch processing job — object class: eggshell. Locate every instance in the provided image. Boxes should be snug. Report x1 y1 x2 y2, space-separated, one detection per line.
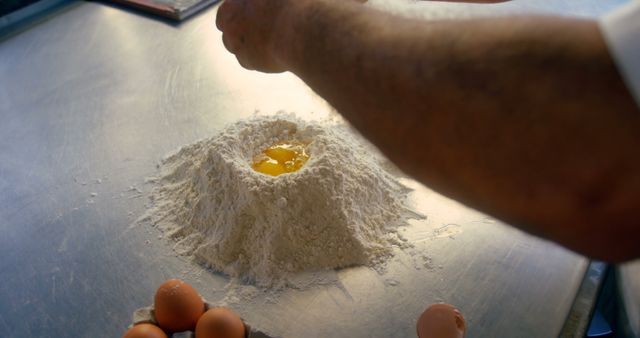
416 303 466 338
154 279 205 332
195 307 246 338
122 323 168 338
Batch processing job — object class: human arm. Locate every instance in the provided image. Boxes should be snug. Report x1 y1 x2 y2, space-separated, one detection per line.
216 0 640 262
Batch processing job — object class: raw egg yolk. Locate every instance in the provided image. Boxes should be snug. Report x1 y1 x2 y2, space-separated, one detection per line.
252 141 309 176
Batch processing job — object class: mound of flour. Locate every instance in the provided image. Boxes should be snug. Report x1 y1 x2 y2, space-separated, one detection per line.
143 114 415 287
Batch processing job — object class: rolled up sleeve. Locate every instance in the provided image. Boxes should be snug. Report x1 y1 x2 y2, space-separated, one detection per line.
600 1 640 108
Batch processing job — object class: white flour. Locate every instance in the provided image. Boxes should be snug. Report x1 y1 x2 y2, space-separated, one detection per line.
143 114 417 287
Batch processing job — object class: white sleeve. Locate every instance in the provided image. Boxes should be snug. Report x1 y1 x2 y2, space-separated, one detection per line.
600 1 640 108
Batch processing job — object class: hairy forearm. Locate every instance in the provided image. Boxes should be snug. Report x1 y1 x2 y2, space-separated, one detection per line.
278 1 640 261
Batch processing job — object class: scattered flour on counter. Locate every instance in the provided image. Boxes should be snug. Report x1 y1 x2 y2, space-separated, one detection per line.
141 114 420 287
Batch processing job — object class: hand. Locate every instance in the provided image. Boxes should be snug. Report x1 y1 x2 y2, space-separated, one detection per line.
216 0 366 73
216 0 295 73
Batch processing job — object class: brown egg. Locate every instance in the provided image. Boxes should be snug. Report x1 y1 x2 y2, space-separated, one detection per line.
416 303 466 338
122 323 168 338
195 307 246 338
154 279 205 332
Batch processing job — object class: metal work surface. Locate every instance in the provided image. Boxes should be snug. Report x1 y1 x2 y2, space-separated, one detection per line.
0 1 628 337
618 261 640 337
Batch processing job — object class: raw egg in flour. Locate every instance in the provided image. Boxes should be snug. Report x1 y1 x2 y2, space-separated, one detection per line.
252 141 309 176
122 323 167 338
154 279 205 333
417 303 466 338
195 307 246 338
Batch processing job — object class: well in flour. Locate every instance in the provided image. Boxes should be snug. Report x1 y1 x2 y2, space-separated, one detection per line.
142 114 418 287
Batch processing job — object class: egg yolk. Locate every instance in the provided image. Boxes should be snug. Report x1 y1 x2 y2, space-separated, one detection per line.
252 141 309 176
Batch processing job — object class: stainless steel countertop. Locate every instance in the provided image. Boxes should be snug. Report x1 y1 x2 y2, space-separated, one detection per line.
0 1 629 337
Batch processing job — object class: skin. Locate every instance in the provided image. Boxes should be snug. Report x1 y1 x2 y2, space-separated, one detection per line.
216 0 640 262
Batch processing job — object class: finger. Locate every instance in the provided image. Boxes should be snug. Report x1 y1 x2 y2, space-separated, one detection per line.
235 53 255 71
222 33 239 53
215 0 233 31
